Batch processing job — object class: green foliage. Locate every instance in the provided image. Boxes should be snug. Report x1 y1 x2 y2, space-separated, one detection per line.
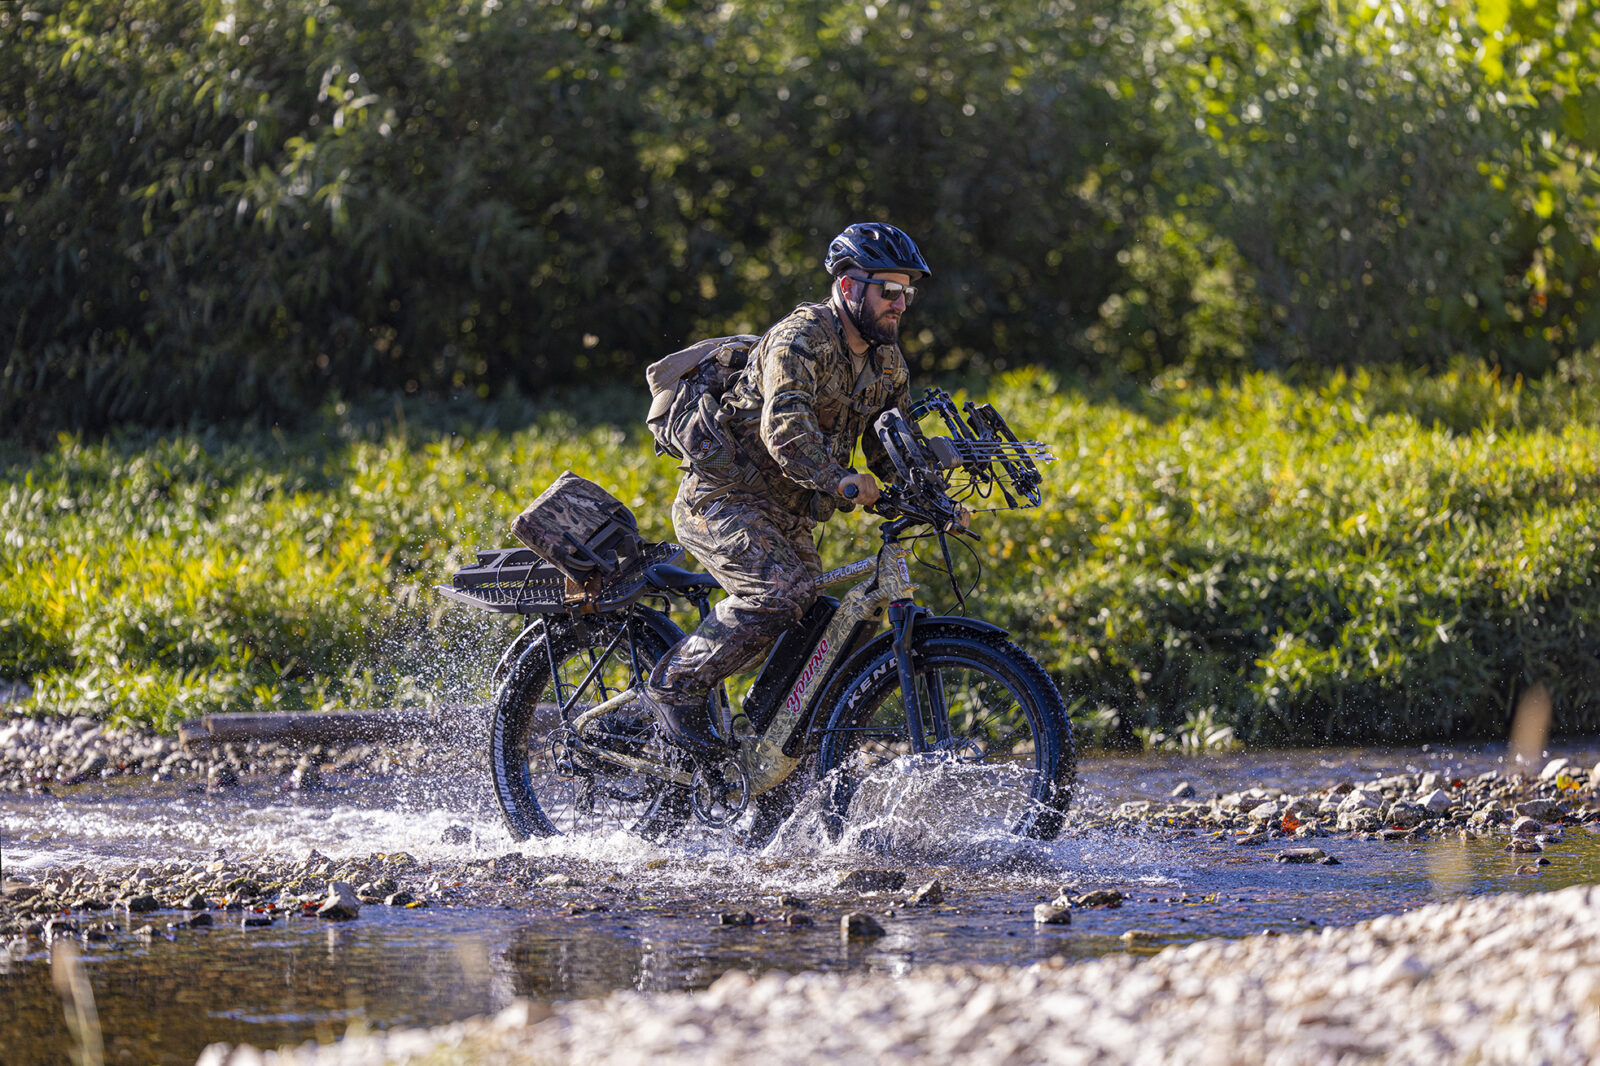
4 0 1598 436
6 371 1600 745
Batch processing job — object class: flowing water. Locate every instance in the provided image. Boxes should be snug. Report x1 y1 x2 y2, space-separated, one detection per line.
3 742 1599 1065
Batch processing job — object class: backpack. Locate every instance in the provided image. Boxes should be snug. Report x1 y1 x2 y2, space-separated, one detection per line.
509 471 644 587
644 334 759 467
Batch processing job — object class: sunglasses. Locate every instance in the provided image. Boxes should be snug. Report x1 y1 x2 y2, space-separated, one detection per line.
850 276 918 306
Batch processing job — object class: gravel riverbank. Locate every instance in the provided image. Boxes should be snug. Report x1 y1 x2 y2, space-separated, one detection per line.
5 714 1600 1066
195 883 1600 1066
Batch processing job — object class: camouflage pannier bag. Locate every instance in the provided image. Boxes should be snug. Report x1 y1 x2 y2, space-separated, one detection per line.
645 334 760 468
510 471 644 589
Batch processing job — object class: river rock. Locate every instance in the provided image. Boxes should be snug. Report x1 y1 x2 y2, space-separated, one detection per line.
907 880 944 907
1170 781 1196 799
316 882 361 920
1506 838 1543 854
1539 758 1569 781
835 870 907 893
841 912 886 938
1384 802 1426 829
1072 889 1125 908
123 894 160 914
1338 809 1383 833
1417 789 1453 814
1033 903 1071 925
1275 848 1327 864
1338 789 1380 814
718 911 755 926
1246 801 1281 822
1509 816 1542 837
1417 771 1443 793
1513 798 1564 821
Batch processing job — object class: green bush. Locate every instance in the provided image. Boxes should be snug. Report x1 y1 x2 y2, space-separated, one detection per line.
5 370 1600 744
4 0 1598 436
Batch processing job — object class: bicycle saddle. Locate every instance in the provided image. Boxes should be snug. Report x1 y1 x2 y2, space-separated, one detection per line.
644 563 720 592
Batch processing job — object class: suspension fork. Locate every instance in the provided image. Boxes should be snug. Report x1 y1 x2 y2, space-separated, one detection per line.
887 600 944 753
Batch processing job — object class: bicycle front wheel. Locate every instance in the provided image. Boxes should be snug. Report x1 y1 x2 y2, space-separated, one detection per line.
815 624 1075 845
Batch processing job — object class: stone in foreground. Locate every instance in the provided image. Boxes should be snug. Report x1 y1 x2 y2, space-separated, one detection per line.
841 912 886 939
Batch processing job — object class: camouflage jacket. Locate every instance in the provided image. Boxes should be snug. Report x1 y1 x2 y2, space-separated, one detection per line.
714 301 911 520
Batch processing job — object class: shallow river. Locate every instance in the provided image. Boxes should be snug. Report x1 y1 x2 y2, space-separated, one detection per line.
4 742 1599 1065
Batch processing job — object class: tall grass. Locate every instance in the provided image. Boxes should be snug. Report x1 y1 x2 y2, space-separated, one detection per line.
4 365 1599 743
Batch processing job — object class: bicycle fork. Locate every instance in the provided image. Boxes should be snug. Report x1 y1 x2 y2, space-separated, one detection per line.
888 599 950 754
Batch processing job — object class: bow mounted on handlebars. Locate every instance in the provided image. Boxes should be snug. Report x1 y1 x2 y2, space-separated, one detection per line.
871 390 1055 529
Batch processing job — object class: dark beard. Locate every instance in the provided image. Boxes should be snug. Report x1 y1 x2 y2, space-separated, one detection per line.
857 304 899 346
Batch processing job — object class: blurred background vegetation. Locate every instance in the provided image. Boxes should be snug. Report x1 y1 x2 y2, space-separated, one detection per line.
4 0 1598 435
5 0 1600 744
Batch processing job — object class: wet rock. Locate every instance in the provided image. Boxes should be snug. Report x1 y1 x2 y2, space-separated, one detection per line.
835 870 907 893
841 912 886 939
1467 802 1511 828
1513 799 1564 822
1539 758 1569 781
717 911 755 927
907 880 944 907
383 892 415 907
1510 816 1542 837
1246 801 1281 823
1072 889 1126 909
1338 809 1383 833
540 874 580 888
66 752 108 784
241 915 274 928
1415 790 1451 815
186 913 214 928
290 757 323 791
782 911 814 928
1384 802 1426 829
1417 771 1444 793
1506 838 1543 854
316 882 361 920
122 894 160 914
1275 848 1327 864
207 764 240 790
183 893 210 910
44 918 79 940
774 894 807 909
1338 789 1381 814
1170 781 1196 799
440 825 472 846
1033 903 1071 925
1120 929 1159 943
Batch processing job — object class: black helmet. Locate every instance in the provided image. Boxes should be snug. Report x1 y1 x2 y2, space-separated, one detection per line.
824 222 931 280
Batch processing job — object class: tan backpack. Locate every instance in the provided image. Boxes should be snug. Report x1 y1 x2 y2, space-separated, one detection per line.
644 334 759 468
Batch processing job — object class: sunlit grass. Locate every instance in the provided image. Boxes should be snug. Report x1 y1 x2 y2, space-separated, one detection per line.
4 365 1600 743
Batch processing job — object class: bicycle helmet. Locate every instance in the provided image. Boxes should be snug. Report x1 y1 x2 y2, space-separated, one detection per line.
824 222 932 280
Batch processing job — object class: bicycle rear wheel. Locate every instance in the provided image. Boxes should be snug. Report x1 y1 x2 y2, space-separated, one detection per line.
815 624 1075 845
489 610 691 840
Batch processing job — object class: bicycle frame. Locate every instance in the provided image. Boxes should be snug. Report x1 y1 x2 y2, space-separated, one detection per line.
738 529 919 795
559 526 924 798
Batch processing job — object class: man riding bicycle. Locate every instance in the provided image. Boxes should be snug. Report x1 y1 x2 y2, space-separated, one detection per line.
638 222 932 760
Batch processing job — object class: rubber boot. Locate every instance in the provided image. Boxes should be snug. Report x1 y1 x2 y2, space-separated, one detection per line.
636 688 727 761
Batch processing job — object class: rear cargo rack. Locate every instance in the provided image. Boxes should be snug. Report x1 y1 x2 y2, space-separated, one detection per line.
437 541 686 615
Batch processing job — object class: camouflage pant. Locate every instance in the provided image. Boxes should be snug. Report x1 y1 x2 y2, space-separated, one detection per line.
646 476 821 704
